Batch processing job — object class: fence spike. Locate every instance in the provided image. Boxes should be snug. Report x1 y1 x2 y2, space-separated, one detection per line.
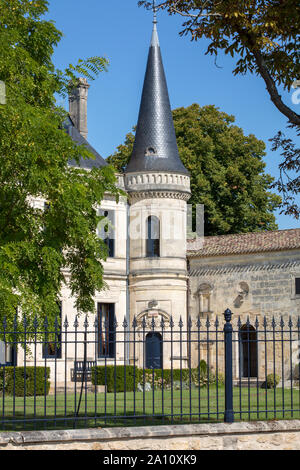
84 315 89 329
43 315 49 329
93 315 98 329
33 315 39 330
63 315 69 329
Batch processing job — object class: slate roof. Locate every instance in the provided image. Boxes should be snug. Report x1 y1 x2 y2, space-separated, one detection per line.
125 23 188 175
63 117 107 169
187 229 300 258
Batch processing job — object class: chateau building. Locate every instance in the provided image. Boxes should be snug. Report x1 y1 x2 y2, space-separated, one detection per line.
1 16 300 384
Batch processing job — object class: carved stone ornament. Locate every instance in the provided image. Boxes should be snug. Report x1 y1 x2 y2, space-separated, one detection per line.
135 306 171 329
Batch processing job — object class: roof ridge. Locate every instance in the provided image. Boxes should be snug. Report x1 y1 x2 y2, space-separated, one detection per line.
187 228 300 257
188 227 300 243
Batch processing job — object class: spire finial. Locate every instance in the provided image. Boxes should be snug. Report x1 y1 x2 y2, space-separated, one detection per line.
153 0 157 24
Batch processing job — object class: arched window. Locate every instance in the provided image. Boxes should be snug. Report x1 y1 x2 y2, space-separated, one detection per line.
146 215 160 257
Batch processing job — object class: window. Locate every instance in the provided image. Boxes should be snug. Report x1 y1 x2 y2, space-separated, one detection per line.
43 304 62 359
0 342 17 366
146 215 160 258
296 278 300 296
98 303 115 358
98 210 115 258
145 147 157 156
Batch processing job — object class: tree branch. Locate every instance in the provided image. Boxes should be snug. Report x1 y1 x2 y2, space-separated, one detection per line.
252 49 300 127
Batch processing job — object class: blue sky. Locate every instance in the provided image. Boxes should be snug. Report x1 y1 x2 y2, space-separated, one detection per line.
47 0 299 230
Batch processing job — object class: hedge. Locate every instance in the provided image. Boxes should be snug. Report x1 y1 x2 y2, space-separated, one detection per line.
91 366 142 393
0 366 50 396
91 366 193 392
91 365 224 393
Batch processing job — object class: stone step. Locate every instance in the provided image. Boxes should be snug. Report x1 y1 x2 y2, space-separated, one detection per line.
48 384 106 394
233 379 264 388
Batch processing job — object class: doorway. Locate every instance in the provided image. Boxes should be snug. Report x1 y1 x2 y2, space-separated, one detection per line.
240 324 258 377
146 332 162 369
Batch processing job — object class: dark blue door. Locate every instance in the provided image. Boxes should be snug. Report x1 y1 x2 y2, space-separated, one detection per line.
146 333 162 369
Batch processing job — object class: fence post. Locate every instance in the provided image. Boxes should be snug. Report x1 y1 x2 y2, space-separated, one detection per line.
224 308 234 423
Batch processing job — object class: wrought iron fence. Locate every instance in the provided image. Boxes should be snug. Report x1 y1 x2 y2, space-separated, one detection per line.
0 309 300 431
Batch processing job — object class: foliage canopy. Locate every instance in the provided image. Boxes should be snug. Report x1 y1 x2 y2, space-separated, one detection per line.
0 0 120 329
139 0 300 217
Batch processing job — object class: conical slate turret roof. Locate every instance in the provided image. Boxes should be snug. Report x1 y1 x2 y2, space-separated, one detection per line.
125 22 188 175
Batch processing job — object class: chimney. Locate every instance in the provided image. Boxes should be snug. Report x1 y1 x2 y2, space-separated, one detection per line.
68 78 90 140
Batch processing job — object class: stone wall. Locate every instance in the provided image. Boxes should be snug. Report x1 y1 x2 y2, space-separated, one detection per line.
188 249 300 377
1 421 300 450
189 249 300 320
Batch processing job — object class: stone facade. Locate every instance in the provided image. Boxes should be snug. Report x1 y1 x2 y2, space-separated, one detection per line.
188 243 300 379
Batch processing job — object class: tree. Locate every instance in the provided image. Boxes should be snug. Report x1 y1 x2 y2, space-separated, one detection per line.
0 0 120 329
107 104 281 236
139 0 300 216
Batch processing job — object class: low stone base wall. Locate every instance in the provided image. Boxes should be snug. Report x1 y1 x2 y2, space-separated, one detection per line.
1 421 300 450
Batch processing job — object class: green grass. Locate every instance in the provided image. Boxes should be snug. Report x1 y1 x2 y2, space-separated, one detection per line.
1 385 300 431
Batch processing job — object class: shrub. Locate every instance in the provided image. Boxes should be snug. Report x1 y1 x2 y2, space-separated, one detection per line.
91 365 142 392
0 369 4 393
91 366 223 392
139 369 191 390
191 365 223 387
216 372 225 385
0 366 50 396
198 360 208 375
266 373 280 389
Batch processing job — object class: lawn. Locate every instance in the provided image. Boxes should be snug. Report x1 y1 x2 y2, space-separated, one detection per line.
1 385 300 431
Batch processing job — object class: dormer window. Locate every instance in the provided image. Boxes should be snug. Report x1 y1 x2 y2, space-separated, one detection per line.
145 147 157 156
